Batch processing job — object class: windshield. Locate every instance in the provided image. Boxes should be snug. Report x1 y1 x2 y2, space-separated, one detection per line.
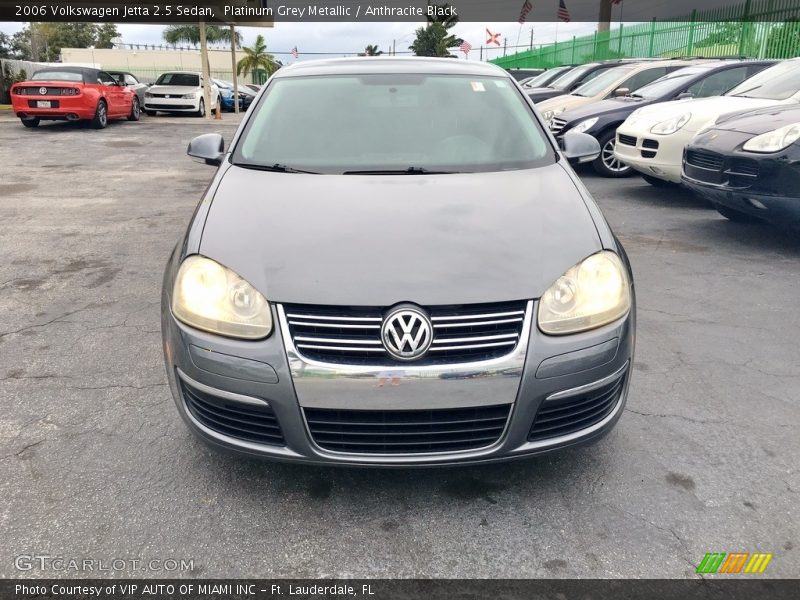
233 74 553 174
524 67 569 88
31 70 83 82
726 60 800 100
550 64 596 90
631 67 708 98
155 73 199 86
572 66 633 97
214 80 233 89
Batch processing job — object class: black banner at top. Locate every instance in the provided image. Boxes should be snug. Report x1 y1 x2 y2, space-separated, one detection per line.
1 0 799 23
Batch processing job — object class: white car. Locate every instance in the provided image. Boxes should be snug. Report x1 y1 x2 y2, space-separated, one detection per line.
613 59 800 185
144 71 219 117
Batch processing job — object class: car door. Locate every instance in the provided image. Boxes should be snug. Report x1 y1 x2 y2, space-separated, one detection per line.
98 71 128 116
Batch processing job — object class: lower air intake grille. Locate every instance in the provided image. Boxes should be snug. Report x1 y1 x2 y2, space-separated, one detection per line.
618 133 637 146
283 301 527 366
181 379 285 446
528 375 626 441
305 404 511 454
686 149 724 171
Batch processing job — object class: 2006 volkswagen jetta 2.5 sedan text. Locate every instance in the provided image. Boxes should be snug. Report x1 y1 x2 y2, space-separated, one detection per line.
161 57 636 466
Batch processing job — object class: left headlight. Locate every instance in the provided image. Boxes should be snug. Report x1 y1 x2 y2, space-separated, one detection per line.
172 255 272 340
650 112 691 135
181 91 198 99
538 251 631 335
572 117 599 134
742 122 800 153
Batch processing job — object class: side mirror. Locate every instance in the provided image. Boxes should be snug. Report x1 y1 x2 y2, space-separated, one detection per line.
560 131 601 166
676 91 693 100
188 133 225 166
613 87 630 97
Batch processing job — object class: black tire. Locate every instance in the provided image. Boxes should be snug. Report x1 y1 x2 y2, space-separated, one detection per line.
21 118 40 128
127 97 141 121
592 129 633 177
91 100 108 129
714 203 762 223
642 174 674 187
145 110 157 117
196 98 205 118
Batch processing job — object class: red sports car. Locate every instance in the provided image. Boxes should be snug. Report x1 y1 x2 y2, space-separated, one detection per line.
11 66 140 129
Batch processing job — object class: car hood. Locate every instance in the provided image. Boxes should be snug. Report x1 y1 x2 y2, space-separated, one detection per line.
149 85 201 94
199 163 603 306
560 97 648 124
710 103 800 135
537 94 594 114
622 95 794 132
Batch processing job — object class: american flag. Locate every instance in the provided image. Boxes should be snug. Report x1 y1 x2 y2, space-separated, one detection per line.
460 40 473 56
558 0 571 22
291 46 299 59
518 0 533 24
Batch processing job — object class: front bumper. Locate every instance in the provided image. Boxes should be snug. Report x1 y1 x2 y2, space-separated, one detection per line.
162 288 635 466
145 96 200 112
614 126 696 183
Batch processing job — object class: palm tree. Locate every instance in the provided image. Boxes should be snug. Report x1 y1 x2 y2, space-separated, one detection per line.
237 34 280 80
362 44 382 56
162 24 241 48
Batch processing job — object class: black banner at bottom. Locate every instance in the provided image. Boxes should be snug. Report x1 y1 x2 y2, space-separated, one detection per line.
1 579 798 600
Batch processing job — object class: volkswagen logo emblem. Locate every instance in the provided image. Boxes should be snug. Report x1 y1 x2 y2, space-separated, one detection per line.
39 87 47 95
381 306 433 361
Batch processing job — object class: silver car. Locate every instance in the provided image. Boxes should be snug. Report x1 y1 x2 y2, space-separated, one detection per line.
161 57 636 466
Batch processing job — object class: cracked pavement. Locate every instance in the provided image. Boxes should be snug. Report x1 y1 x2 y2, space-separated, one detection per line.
0 114 797 578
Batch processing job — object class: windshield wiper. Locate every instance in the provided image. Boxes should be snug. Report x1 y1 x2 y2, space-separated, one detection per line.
234 162 320 174
342 167 461 175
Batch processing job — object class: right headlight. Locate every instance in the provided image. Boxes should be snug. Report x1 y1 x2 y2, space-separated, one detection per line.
572 117 599 134
181 91 198 99
650 112 691 135
742 122 800 153
538 251 631 335
172 255 272 340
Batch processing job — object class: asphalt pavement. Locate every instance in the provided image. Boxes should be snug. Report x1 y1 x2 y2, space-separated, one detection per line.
0 113 797 578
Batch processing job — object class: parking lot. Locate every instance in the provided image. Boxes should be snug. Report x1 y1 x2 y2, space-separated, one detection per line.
0 114 797 578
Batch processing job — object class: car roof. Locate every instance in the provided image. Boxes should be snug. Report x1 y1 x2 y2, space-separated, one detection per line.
274 56 507 78
32 66 100 83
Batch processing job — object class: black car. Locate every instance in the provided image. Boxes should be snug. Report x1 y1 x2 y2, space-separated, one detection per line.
550 60 775 176
526 60 647 104
506 68 544 81
682 103 800 229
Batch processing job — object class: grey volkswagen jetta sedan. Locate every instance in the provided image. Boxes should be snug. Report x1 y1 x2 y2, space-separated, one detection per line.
161 57 636 466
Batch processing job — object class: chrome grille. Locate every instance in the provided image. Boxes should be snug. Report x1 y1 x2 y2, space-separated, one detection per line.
282 301 528 366
549 118 567 135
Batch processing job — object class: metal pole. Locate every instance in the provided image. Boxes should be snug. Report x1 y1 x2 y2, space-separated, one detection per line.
230 25 239 115
199 21 212 120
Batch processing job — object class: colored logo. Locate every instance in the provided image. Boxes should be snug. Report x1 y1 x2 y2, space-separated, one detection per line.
697 552 773 574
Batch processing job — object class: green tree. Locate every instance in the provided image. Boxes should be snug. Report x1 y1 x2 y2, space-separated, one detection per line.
163 24 241 48
361 44 383 56
695 22 742 48
0 32 12 59
237 34 280 79
8 23 120 61
409 3 461 57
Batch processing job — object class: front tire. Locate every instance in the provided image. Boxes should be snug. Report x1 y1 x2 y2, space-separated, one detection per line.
127 97 141 121
91 100 108 129
641 174 674 187
714 203 762 223
196 99 205 118
592 130 633 177
21 118 40 128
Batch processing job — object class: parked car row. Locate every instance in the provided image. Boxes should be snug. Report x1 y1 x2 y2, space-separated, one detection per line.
523 58 799 228
9 67 260 127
